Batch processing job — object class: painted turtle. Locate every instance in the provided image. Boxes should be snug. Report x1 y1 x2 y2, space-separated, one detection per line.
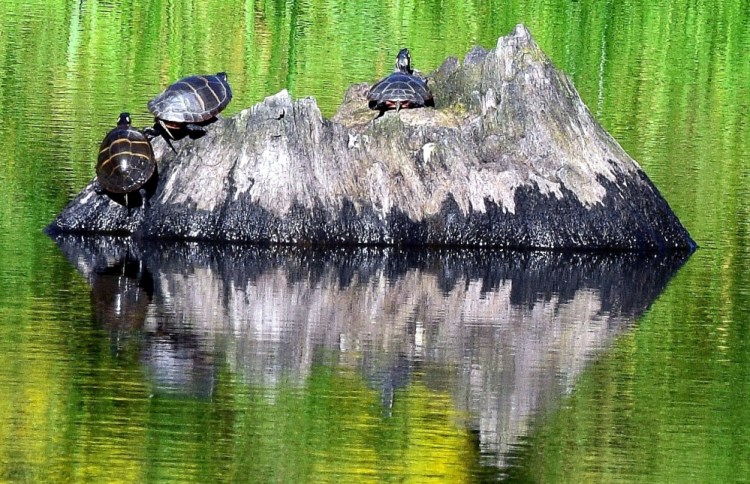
147 72 232 140
96 112 156 207
368 49 434 113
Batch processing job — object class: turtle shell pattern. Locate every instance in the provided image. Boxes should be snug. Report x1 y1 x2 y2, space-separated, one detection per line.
147 73 232 124
96 124 156 194
367 72 434 110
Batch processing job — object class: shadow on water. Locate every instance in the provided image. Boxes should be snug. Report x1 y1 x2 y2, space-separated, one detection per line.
51 234 690 472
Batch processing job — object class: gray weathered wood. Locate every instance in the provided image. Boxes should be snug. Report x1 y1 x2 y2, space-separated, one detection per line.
47 24 695 251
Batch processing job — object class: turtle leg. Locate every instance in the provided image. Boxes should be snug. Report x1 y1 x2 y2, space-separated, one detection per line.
158 119 176 140
144 122 177 153
184 123 208 139
163 137 177 153
157 120 179 153
143 126 159 139
139 188 150 210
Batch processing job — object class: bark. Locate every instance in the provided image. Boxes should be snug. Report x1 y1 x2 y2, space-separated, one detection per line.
47 24 695 251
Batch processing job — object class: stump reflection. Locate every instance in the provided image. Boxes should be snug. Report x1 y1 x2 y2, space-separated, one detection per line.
53 235 688 466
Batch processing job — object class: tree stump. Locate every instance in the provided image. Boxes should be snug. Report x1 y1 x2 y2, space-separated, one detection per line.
47 24 695 251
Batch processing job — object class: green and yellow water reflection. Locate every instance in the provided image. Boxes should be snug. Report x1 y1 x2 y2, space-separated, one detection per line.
1 0 749 481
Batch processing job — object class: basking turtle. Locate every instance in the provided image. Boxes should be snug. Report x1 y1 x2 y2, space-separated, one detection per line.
96 112 156 208
147 72 232 140
368 49 434 114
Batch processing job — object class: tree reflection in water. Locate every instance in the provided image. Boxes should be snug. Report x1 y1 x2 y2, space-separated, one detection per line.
53 235 689 467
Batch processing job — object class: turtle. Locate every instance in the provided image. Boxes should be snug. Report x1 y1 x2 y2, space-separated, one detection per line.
367 48 434 114
146 72 232 141
96 112 156 208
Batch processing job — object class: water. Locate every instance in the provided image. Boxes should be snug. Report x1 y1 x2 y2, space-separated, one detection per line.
1 1 748 482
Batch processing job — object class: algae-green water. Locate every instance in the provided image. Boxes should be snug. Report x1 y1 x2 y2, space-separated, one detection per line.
0 1 748 481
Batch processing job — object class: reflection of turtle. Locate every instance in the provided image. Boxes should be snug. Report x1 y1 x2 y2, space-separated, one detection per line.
91 256 154 333
96 112 156 208
368 49 434 114
147 72 232 141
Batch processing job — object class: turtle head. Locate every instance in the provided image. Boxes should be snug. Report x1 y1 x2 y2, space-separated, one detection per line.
395 48 412 74
217 72 228 82
117 112 132 127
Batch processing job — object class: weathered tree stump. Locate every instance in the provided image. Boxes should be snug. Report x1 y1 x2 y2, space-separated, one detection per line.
47 24 695 251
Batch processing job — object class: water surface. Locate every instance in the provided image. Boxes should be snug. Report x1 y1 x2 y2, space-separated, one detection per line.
1 0 749 482
32 235 685 481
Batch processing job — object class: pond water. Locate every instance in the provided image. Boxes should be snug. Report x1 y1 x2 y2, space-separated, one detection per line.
1 1 748 482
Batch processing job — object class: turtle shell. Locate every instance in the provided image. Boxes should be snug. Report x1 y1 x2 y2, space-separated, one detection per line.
367 72 434 111
147 72 232 124
96 121 156 194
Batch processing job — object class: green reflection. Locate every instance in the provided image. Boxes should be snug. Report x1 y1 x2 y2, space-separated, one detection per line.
506 253 750 482
1 309 476 483
0 0 749 481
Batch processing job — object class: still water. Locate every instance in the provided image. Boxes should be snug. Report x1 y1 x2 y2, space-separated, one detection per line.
0 0 748 482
